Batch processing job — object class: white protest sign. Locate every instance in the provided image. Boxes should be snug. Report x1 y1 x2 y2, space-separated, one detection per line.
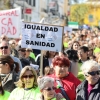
64 26 72 33
21 22 63 52
0 8 21 38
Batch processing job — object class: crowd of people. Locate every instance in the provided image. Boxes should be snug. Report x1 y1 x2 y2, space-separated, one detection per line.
0 27 100 100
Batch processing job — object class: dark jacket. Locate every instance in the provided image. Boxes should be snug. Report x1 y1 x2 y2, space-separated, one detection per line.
2 72 19 92
36 55 49 75
76 79 100 100
26 57 36 64
20 58 30 68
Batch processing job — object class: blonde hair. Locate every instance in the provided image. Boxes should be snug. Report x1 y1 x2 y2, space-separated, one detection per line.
44 66 54 75
15 66 38 88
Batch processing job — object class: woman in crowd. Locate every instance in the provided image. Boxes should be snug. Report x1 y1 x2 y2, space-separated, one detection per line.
38 76 65 100
88 46 96 60
44 66 54 76
9 39 19 58
0 55 19 92
0 76 10 100
71 41 80 51
49 56 81 100
36 50 56 74
25 48 36 64
76 60 100 100
8 66 40 100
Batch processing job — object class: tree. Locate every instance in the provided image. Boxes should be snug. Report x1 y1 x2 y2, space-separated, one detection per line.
70 4 92 25
0 0 10 10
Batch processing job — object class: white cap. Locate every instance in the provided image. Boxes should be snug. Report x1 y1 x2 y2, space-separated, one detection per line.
30 64 39 70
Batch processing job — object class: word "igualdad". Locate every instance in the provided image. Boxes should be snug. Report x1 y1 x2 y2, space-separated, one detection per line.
24 24 58 32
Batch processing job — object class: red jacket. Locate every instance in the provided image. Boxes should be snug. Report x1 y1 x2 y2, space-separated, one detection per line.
49 72 81 100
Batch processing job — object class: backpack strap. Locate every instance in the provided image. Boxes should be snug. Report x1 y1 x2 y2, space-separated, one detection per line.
56 79 70 100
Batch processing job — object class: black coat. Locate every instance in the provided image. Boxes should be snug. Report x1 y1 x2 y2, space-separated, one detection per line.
36 55 49 75
2 72 19 92
20 58 30 68
76 79 100 100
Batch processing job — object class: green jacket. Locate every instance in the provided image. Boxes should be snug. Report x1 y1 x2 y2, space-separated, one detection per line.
0 91 10 100
30 52 36 60
77 62 85 81
8 87 40 100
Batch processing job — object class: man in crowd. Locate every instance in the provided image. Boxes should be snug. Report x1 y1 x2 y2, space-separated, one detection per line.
77 46 89 81
0 40 22 73
17 45 30 68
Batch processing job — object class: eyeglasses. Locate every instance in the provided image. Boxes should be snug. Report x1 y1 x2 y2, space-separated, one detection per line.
12 43 15 44
26 50 32 52
44 86 56 91
0 62 5 64
88 70 100 76
0 46 8 49
22 75 34 79
20 50 26 52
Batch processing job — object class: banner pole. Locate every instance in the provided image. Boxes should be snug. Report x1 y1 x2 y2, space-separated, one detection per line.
40 50 43 76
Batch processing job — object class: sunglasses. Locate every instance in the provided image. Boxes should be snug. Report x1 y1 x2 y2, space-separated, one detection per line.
0 46 8 49
26 50 32 52
44 86 56 91
22 75 34 79
12 43 15 44
0 62 6 64
20 50 26 52
88 70 100 76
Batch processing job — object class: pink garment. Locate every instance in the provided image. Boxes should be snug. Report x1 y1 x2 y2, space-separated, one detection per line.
87 83 95 96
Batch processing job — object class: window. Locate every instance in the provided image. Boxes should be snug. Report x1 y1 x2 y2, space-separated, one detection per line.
30 17 32 21
29 0 31 5
26 0 35 7
26 15 28 21
26 0 28 3
33 0 35 6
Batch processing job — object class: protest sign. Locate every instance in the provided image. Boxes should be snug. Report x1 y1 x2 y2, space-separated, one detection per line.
0 8 21 38
64 26 72 34
21 22 63 52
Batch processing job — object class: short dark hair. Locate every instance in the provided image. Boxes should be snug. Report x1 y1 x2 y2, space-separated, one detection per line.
0 55 20 73
78 46 89 53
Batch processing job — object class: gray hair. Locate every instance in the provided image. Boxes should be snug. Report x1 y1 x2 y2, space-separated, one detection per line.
38 76 54 90
81 60 100 74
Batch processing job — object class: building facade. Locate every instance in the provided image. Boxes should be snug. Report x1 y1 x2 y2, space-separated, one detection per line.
13 0 69 25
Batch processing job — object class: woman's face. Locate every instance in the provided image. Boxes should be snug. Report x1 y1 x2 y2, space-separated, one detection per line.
42 82 55 100
88 49 93 57
22 70 34 89
0 62 9 74
49 51 55 57
54 65 69 78
73 42 79 51
86 67 100 85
